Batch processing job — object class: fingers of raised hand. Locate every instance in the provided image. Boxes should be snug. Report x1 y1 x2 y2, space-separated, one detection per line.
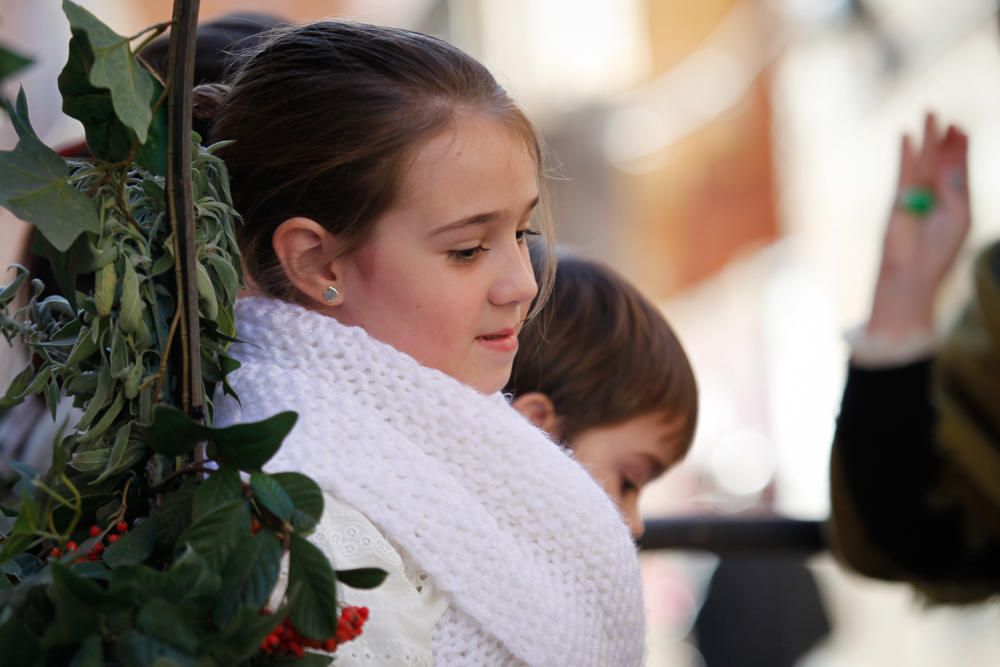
895 114 969 216
935 124 968 197
912 112 940 186
897 133 918 189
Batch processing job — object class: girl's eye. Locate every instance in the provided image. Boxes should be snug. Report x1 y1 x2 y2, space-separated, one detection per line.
516 229 541 244
448 246 488 263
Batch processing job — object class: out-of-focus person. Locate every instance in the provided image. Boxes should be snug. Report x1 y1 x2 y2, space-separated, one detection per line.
830 114 1000 604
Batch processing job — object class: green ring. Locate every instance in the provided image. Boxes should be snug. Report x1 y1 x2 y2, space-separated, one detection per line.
899 187 936 217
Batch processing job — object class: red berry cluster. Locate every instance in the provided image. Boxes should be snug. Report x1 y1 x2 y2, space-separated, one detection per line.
258 606 369 658
49 521 129 562
335 606 369 645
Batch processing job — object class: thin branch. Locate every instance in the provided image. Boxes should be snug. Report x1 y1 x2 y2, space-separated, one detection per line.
127 20 174 46
149 460 215 493
153 305 181 402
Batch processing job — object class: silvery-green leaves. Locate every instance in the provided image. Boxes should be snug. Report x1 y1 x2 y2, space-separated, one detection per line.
0 141 242 490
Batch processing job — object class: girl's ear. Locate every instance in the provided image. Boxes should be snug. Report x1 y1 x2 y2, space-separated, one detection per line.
511 392 560 436
272 217 345 307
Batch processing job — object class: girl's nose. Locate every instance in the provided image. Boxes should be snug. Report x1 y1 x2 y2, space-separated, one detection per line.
489 243 538 307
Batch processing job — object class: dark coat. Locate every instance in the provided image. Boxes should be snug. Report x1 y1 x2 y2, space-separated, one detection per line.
829 242 1000 604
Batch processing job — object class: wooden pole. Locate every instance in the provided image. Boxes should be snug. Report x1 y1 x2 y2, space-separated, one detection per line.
165 0 202 420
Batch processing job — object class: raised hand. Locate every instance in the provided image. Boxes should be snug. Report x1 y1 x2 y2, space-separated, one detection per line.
867 114 970 339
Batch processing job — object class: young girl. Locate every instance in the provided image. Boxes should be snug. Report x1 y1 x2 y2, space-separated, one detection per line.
505 249 699 539
206 21 646 666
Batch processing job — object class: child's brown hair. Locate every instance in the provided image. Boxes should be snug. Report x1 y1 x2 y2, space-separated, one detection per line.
507 247 698 450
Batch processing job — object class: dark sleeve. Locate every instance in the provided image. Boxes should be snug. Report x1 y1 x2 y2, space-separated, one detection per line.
832 359 972 579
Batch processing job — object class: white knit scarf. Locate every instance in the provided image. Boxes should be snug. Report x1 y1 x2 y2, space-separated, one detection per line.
214 297 646 666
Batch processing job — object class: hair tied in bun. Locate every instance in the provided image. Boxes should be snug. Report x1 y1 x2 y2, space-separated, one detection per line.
191 83 230 142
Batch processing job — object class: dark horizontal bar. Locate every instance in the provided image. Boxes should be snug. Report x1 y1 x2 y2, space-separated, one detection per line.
637 516 827 556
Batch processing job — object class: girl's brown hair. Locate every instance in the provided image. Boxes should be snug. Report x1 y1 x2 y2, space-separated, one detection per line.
195 20 554 304
506 247 698 450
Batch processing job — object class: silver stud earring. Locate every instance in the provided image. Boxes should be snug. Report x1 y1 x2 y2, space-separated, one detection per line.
323 286 340 302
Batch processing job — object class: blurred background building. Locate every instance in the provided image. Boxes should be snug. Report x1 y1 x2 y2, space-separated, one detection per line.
2 0 999 665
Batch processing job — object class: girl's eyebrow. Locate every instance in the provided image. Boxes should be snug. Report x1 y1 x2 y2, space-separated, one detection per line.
428 195 539 237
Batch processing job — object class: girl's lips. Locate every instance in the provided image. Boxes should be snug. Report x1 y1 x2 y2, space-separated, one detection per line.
476 329 518 353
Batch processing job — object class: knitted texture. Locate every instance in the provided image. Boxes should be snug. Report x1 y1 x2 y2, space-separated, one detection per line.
214 297 647 666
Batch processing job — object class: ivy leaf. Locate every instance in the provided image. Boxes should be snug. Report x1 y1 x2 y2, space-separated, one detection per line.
58 31 130 162
336 567 388 591
192 465 241 522
271 472 324 532
0 89 99 252
250 473 294 523
133 79 167 176
62 0 155 143
148 404 297 471
288 533 338 640
213 530 282 628
59 28 166 173
0 45 32 82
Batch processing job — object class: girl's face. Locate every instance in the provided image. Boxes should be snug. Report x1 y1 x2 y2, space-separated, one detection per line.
570 412 687 538
335 114 540 394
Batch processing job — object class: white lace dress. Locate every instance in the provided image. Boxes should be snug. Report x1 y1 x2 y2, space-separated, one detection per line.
271 493 447 666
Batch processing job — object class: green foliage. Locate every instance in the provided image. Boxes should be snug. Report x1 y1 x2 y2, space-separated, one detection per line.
0 90 99 251
61 0 157 144
336 567 389 591
214 531 282 628
148 406 296 470
287 535 338 641
0 44 32 82
0 4 385 664
0 132 242 491
59 2 168 174
270 473 323 532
